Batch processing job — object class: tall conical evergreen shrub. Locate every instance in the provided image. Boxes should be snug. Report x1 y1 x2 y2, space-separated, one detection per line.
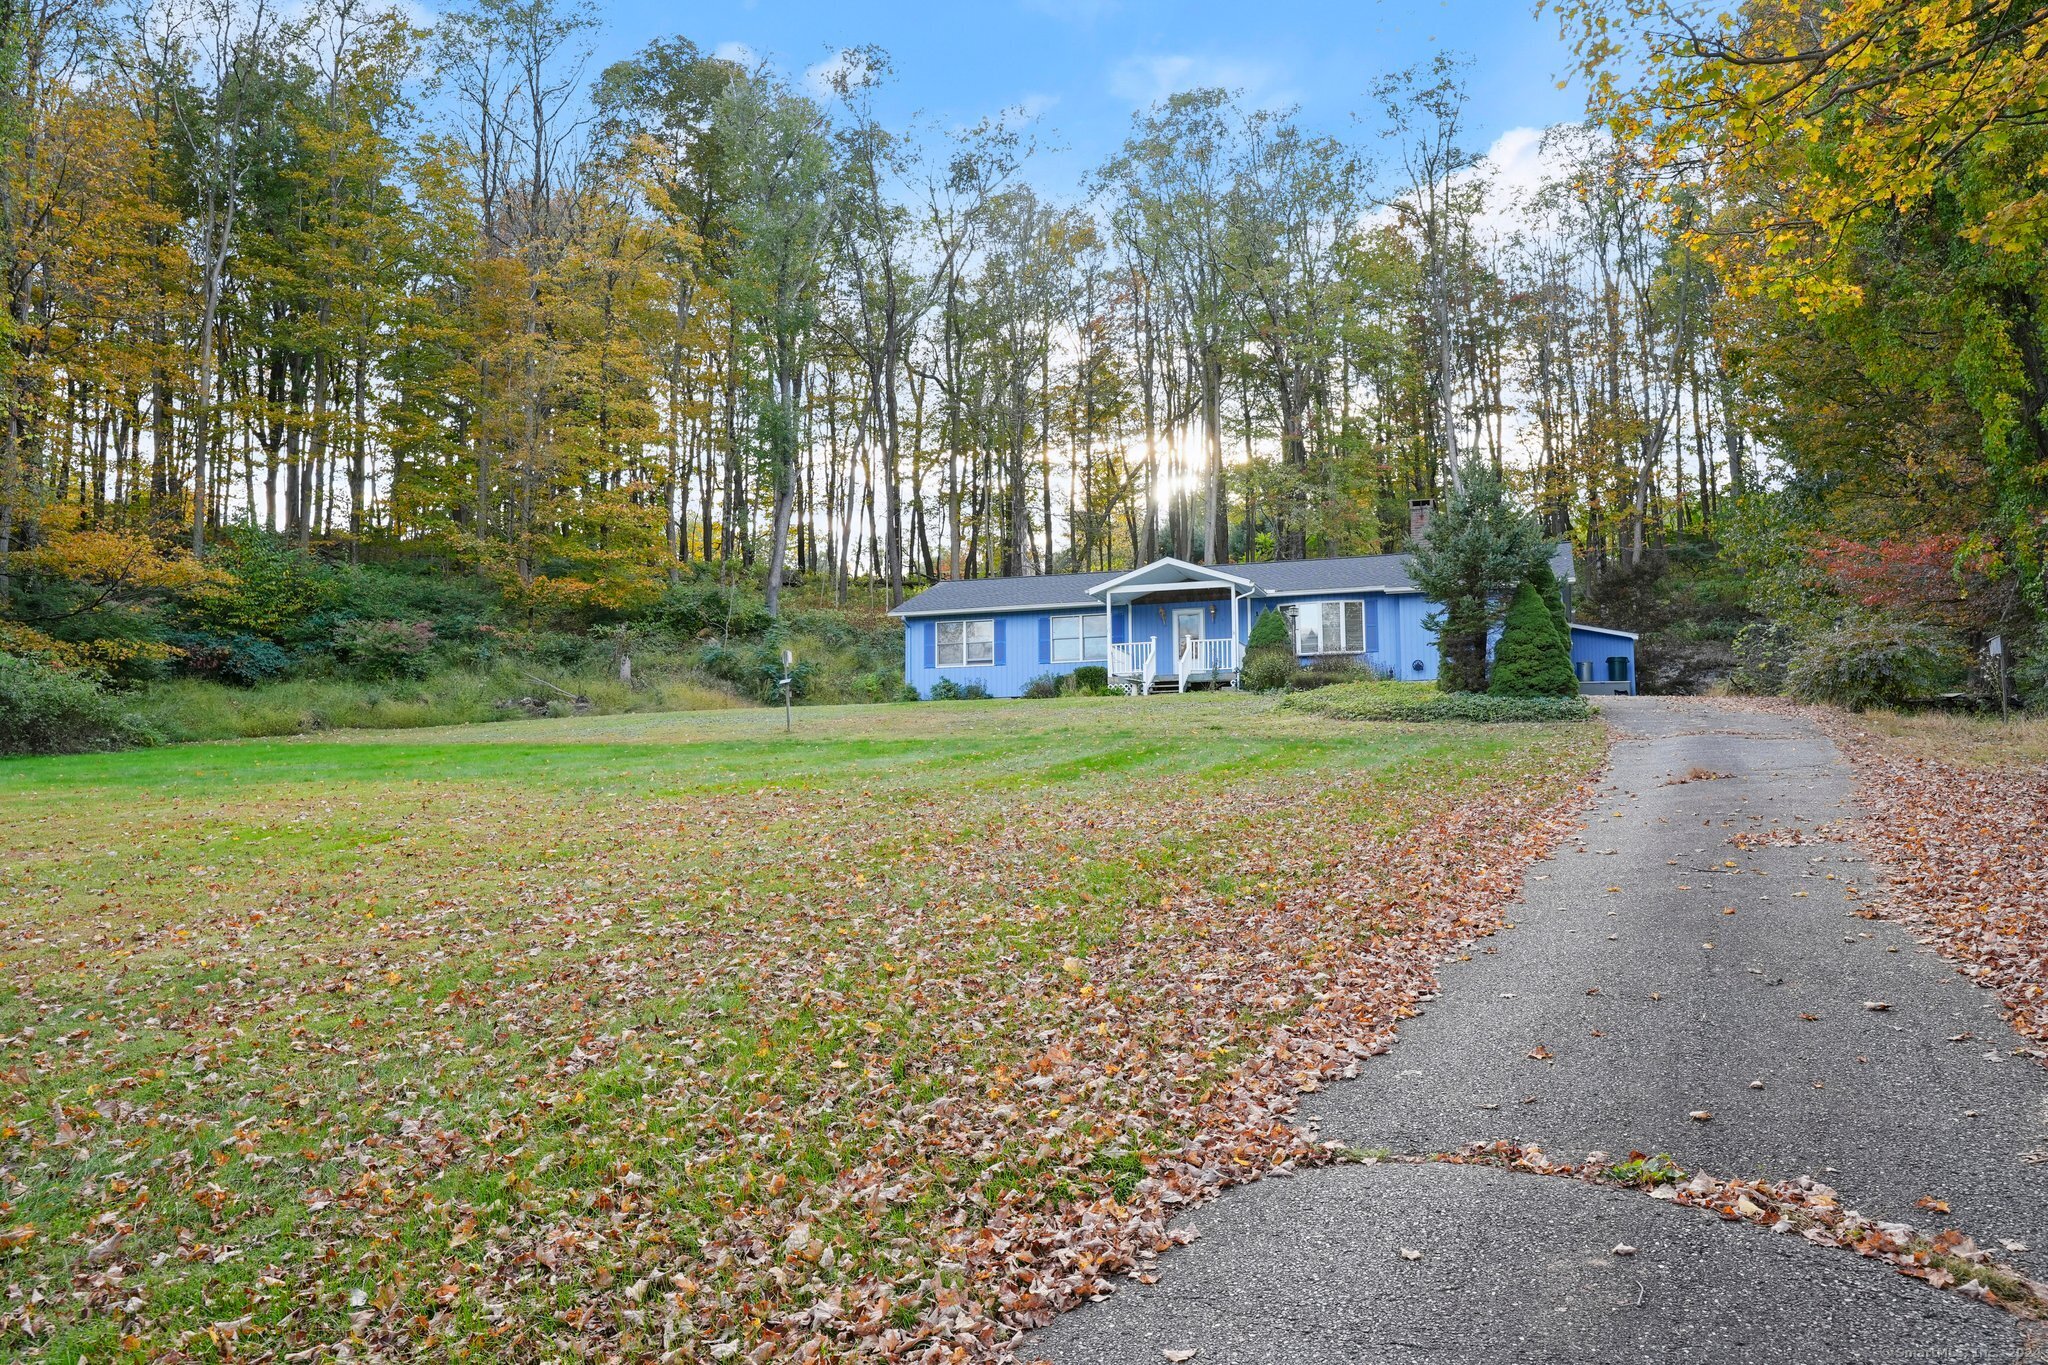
1241 608 1298 692
1527 558 1570 649
1246 608 1292 653
1489 580 1579 697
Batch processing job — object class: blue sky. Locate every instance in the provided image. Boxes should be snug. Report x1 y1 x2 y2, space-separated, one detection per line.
588 0 1590 193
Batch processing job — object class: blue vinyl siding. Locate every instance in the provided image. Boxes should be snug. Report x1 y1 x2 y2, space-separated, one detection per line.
904 608 1111 699
1570 626 1638 695
1390 594 1437 682
1250 593 1413 680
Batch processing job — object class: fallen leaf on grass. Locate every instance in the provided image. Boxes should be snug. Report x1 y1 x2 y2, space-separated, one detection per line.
0 704 1605 1360
1689 1111 1713 1122
1863 1001 1891 1012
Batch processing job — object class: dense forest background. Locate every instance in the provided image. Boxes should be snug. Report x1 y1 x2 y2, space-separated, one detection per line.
2 0 2044 738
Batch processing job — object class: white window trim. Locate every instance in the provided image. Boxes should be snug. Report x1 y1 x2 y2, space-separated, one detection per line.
1049 613 1108 665
1281 599 1370 656
936 618 996 668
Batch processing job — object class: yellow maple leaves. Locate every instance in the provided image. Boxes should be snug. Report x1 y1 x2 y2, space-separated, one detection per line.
1551 0 2048 308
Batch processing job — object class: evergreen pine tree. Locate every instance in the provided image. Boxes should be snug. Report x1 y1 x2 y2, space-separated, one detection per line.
1406 469 1550 692
1489 579 1580 697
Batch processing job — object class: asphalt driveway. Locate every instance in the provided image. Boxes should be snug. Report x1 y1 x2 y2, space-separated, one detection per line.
1029 699 2048 1365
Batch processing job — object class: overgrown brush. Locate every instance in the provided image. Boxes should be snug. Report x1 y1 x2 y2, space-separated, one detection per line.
130 660 743 742
0 656 159 755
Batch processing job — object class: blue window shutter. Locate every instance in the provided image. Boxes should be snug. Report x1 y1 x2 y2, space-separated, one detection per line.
993 619 1007 667
923 621 936 669
1366 600 1380 653
1038 615 1052 664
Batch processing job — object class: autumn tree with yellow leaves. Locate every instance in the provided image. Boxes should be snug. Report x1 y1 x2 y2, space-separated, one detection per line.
1551 0 2048 615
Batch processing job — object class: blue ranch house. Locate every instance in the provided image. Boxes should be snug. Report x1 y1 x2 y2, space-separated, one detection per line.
889 548 1638 698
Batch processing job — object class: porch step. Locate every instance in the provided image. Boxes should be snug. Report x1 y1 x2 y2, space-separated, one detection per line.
1114 674 1238 695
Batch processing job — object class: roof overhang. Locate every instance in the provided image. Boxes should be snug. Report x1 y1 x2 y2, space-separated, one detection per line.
1087 556 1255 598
1255 584 1414 598
889 598 1102 618
1569 622 1639 640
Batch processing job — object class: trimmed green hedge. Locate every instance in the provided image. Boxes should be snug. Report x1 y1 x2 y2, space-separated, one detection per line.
1284 682 1594 724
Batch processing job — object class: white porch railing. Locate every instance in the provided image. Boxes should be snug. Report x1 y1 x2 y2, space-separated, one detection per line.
1108 641 1155 694
1176 637 1242 688
1108 638 1242 694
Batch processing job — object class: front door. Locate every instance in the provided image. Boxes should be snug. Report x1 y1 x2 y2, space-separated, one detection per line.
1172 608 1204 672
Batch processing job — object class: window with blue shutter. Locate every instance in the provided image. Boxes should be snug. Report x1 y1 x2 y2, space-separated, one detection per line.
935 619 995 667
1048 614 1108 662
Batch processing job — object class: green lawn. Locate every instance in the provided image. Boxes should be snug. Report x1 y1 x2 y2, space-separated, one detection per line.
0 693 1601 1360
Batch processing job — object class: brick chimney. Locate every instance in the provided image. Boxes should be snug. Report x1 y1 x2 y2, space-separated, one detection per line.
1409 498 1435 541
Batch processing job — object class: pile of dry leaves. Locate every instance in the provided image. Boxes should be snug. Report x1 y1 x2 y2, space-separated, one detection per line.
1440 1141 2048 1316
1822 719 2048 1061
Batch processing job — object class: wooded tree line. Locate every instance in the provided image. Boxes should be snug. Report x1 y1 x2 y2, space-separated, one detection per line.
1554 0 2048 662
0 0 1953 632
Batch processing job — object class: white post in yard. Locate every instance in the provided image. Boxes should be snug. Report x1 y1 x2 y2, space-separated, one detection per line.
1229 589 1240 668
779 649 794 732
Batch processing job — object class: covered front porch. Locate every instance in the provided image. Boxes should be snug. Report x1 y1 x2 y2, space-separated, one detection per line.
1089 558 1248 694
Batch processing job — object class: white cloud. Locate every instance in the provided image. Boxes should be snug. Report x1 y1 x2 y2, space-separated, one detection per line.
804 48 878 98
712 41 760 68
1476 126 1547 223
1014 91 1060 120
1470 124 1594 237
1107 52 1290 110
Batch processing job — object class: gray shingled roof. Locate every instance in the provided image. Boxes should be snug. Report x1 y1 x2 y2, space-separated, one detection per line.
890 545 1576 617
1226 553 1422 595
889 571 1117 616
